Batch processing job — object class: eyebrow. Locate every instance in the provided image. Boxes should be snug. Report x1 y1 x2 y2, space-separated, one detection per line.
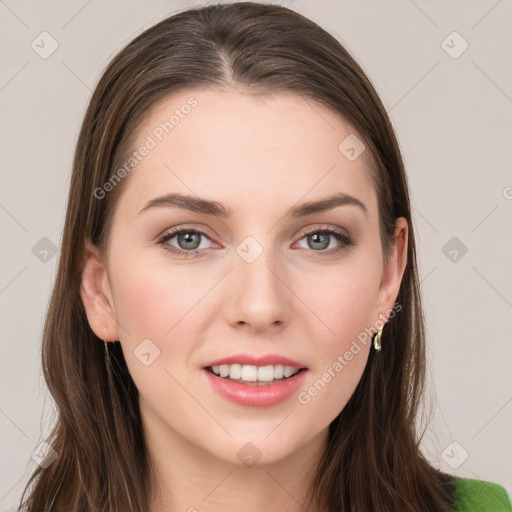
137 192 367 219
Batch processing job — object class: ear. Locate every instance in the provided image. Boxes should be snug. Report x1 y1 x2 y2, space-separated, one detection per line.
80 240 119 342
375 217 408 320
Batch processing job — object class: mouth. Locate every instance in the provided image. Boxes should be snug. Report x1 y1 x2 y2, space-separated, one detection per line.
202 362 309 407
204 364 308 386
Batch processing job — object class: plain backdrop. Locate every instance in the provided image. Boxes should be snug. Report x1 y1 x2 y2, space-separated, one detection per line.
1 0 511 508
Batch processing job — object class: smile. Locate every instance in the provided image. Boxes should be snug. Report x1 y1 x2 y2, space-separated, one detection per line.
207 363 304 383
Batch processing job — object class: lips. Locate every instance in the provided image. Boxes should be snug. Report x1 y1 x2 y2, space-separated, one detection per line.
203 353 308 369
202 365 308 407
201 353 309 407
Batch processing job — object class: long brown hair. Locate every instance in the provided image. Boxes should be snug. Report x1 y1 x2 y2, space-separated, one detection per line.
18 2 456 510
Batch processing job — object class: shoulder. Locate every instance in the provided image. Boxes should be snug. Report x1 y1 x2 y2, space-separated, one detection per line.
452 477 512 511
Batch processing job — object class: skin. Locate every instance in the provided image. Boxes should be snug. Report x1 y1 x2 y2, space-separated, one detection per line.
80 88 408 512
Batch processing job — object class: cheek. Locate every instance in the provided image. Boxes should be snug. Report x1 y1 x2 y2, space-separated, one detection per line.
294 261 379 414
297 257 380 349
109 249 208 343
107 251 209 406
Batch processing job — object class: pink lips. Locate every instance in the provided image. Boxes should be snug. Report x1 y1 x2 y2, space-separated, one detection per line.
202 366 307 407
201 353 308 407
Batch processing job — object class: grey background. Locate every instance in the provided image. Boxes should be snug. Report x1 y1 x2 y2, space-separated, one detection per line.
1 0 511 508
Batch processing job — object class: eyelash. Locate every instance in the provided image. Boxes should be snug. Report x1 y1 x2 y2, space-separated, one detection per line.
157 225 355 259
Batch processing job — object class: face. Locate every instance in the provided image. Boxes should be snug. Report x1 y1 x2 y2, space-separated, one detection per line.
81 88 407 468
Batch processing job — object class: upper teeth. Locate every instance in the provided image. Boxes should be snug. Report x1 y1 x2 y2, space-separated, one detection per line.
211 364 300 382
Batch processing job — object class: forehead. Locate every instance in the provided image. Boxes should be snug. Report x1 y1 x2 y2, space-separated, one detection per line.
114 88 376 220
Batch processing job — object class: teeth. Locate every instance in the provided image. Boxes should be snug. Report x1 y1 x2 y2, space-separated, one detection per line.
283 366 297 378
228 364 241 379
210 364 300 382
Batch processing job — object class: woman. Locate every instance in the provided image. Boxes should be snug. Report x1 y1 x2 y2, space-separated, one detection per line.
18 2 511 511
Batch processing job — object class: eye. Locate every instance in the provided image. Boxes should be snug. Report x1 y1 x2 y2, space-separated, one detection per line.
157 225 355 259
157 227 214 258
295 226 355 255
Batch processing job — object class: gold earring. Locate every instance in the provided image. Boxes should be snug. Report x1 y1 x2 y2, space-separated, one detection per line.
373 314 384 351
373 327 383 351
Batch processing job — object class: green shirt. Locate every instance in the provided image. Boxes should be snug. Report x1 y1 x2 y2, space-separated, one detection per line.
453 477 512 511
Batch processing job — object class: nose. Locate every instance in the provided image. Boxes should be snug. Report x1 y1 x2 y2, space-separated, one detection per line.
224 241 291 333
